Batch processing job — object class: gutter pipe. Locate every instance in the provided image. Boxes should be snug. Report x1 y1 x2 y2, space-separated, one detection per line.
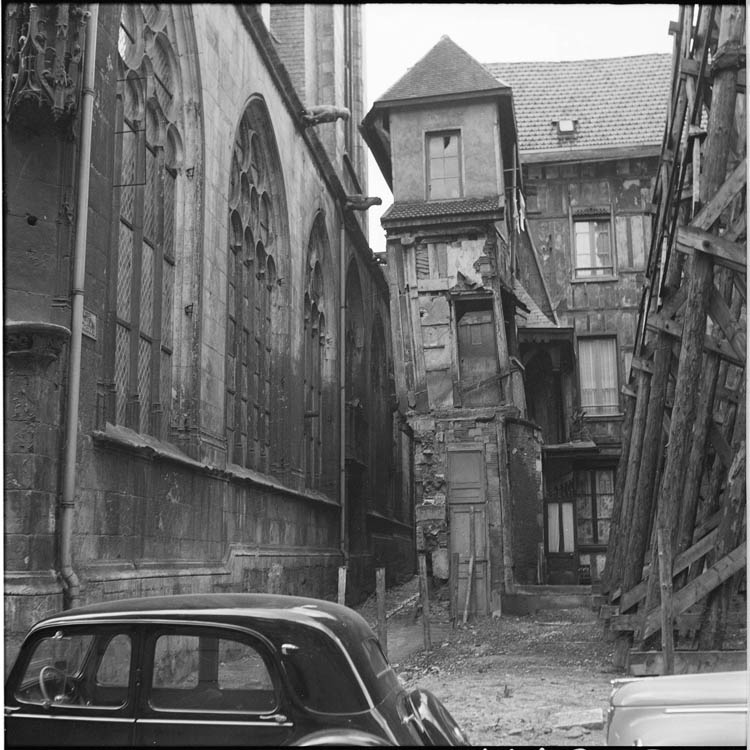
60 3 98 609
339 219 349 567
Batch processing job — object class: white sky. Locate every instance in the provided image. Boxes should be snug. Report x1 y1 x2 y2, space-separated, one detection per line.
362 3 680 254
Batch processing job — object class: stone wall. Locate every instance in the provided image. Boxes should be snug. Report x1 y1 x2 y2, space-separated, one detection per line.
3 4 410 669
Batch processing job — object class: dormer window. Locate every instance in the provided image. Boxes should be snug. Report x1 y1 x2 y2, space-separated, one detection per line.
426 130 462 199
555 119 577 137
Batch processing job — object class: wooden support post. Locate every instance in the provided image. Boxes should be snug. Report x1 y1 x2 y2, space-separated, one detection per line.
613 332 672 667
376 567 387 657
337 566 347 606
463 555 475 625
606 369 651 595
451 552 459 628
657 528 675 674
418 554 431 650
496 418 515 593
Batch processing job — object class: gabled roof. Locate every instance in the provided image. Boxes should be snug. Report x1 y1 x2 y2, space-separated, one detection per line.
376 35 510 104
484 54 672 155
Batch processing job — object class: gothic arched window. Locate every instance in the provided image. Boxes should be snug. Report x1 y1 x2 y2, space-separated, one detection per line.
111 5 183 438
303 215 329 489
226 101 282 473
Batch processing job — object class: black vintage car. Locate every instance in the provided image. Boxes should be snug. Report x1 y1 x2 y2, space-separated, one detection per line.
4 593 469 746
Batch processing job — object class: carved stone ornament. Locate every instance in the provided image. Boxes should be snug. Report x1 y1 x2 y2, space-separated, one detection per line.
4 321 71 369
345 194 382 211
5 3 89 132
300 104 350 126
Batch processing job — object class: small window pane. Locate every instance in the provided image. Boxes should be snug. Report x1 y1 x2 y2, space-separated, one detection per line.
96 634 132 688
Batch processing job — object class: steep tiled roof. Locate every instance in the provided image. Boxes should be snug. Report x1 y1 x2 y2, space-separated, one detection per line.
381 197 503 222
484 54 672 154
376 35 510 104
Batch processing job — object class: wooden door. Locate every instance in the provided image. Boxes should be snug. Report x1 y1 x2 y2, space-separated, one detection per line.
448 448 489 617
457 308 501 407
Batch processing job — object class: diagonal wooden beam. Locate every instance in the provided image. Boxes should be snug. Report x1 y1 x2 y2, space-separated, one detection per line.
611 542 747 638
619 526 720 612
646 313 746 367
709 284 746 360
690 157 747 230
676 225 747 274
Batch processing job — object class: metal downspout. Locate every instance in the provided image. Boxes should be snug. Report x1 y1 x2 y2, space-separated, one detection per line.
60 3 98 609
339 220 349 566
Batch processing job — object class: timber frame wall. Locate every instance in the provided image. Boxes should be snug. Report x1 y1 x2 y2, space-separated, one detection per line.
601 4 746 672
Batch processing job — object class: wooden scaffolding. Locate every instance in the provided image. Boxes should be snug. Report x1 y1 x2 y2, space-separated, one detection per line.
601 4 746 673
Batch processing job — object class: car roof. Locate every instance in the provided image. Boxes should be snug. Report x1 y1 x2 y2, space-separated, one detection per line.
31 593 375 651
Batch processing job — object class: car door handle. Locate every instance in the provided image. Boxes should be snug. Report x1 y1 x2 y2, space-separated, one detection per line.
260 712 288 723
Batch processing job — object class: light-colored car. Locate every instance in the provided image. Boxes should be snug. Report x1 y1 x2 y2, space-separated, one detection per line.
606 669 748 746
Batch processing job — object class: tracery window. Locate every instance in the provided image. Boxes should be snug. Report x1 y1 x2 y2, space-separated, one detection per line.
303 216 328 489
226 104 279 472
112 5 181 438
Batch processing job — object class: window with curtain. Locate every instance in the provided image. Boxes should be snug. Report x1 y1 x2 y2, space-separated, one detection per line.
113 6 180 439
547 501 575 553
226 104 278 473
426 131 462 199
578 337 619 415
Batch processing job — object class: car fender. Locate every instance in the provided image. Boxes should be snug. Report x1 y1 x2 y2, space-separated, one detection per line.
408 688 471 745
293 729 392 746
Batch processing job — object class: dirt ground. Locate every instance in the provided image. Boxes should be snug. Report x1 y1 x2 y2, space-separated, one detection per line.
389 606 617 746
355 577 743 747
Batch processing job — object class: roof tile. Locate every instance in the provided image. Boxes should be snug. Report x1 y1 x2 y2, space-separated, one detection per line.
484 54 672 153
382 197 503 222
377 35 509 104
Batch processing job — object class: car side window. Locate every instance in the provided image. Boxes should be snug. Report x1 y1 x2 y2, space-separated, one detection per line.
148 630 276 713
13 629 132 709
279 626 369 714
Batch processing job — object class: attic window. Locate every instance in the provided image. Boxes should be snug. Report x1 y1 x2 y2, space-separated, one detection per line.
556 119 577 136
426 130 462 200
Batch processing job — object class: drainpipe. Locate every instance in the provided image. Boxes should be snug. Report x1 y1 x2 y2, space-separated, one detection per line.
339 219 349 566
60 3 98 609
